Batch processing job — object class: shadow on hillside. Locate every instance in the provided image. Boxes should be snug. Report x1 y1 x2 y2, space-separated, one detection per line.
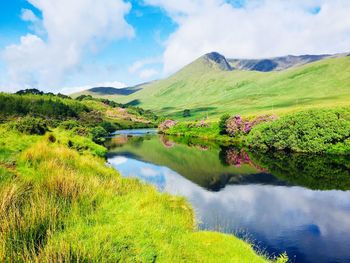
171 106 218 118
125 99 141 106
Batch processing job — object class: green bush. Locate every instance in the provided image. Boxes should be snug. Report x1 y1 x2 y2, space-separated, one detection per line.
13 117 49 135
90 126 108 144
183 109 191 118
60 120 80 130
100 121 117 133
219 114 230 134
247 108 350 154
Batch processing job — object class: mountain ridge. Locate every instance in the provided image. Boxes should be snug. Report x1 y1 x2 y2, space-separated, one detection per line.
72 51 350 120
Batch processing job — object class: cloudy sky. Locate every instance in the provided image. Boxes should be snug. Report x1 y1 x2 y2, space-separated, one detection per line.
0 0 350 93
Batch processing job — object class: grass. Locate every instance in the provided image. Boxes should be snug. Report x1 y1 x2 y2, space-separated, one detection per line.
112 55 350 120
0 125 282 262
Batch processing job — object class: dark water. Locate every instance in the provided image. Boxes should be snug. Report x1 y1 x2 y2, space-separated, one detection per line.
107 129 350 263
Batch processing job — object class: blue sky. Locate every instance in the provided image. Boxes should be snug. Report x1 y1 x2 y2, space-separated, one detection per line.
0 0 349 93
0 0 176 91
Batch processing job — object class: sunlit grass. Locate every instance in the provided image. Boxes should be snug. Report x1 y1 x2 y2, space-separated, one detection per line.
0 125 284 262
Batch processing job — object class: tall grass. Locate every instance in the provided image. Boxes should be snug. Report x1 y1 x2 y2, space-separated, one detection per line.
0 126 285 262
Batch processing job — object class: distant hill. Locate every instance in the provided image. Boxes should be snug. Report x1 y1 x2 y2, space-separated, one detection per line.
89 87 140 95
71 84 147 99
228 54 335 72
74 51 350 119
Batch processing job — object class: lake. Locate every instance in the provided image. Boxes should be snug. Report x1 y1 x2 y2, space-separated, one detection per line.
107 129 350 263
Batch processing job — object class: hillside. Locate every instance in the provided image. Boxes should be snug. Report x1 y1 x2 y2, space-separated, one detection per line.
71 84 146 99
111 52 350 120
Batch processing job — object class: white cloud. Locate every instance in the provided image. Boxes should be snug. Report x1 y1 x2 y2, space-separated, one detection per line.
129 57 159 73
139 68 158 79
21 9 45 36
21 9 38 22
60 81 127 95
144 0 350 74
1 0 134 92
128 57 161 79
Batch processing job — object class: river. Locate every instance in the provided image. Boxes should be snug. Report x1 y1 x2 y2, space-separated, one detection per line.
106 129 350 263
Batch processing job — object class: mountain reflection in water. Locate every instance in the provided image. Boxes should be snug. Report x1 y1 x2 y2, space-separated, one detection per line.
107 132 350 263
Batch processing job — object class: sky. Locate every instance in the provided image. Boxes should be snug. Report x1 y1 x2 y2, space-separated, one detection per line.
0 0 350 94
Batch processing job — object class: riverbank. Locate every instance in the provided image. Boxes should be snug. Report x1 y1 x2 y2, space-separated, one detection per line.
162 107 350 155
0 123 286 262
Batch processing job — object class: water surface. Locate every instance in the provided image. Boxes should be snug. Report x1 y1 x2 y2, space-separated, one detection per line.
107 130 350 263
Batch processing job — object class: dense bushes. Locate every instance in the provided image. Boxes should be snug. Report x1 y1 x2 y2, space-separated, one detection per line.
0 93 88 119
247 108 350 154
90 126 109 144
13 117 49 135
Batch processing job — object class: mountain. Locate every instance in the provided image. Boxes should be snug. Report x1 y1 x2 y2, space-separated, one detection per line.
89 87 140 95
204 52 233 71
76 52 350 119
228 54 334 72
71 84 146 99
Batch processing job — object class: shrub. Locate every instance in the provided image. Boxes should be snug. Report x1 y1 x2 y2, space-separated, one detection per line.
158 120 178 132
225 114 276 137
90 127 108 144
183 109 191 118
247 108 350 153
79 110 103 126
219 114 230 134
100 121 117 133
195 119 209 128
13 117 49 135
72 127 90 137
60 120 80 130
226 115 244 136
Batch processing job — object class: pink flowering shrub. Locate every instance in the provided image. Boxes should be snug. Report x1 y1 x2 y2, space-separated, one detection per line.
158 119 178 132
225 114 276 137
196 119 209 128
225 115 244 137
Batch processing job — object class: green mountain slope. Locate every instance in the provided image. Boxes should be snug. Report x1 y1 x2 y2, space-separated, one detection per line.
86 53 350 120
71 86 142 99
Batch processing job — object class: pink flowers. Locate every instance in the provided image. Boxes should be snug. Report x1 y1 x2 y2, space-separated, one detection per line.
196 119 209 128
225 114 276 137
158 119 178 132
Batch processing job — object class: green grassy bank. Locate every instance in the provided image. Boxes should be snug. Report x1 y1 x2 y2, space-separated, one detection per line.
0 125 282 262
162 107 350 154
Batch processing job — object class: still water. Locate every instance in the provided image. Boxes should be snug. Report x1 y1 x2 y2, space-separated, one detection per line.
107 129 350 263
